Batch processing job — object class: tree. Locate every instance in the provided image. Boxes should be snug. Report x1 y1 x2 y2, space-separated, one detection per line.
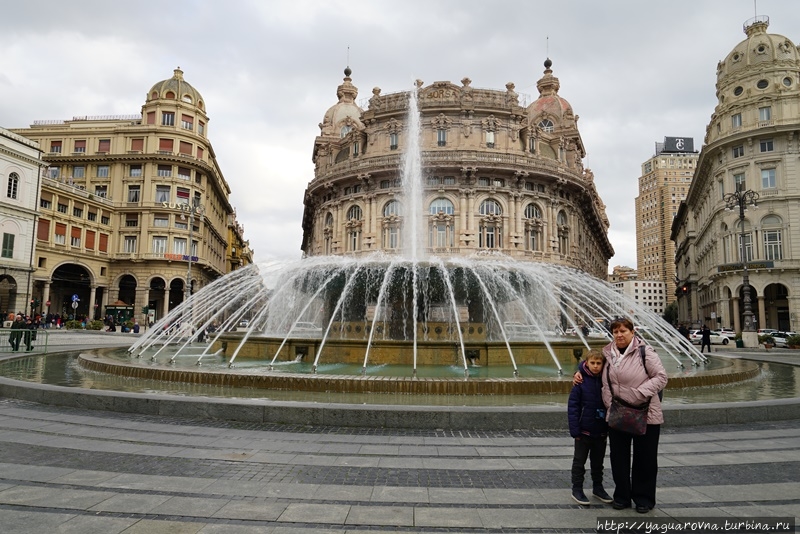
663 301 678 325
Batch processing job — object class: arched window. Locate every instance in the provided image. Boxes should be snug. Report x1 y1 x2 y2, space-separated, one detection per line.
347 205 362 221
383 200 401 217
429 198 454 215
6 172 19 199
762 215 783 261
523 203 542 252
479 199 502 216
340 125 352 138
557 211 567 226
325 212 334 227
538 119 554 133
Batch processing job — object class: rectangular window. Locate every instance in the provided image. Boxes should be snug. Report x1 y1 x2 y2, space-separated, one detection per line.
380 180 390 189
493 178 504 187
760 139 774 152
525 182 534 191
443 176 455 185
191 240 198 257
123 236 137 253
759 106 772 122
486 130 495 148
125 213 139 227
97 165 109 178
529 136 536 153
129 164 142 177
179 141 192 155
155 185 171 202
178 167 191 180
130 138 144 152
152 236 167 254
389 132 398 150
739 233 753 263
478 177 490 187
87 211 97 222
437 129 447 147
176 187 190 205
426 176 441 186
70 227 81 247
127 185 141 203
40 198 52 209
54 223 66 245
50 140 62 153
174 219 188 230
97 139 110 153
157 164 172 177
387 227 398 249
196 147 204 160
764 230 782 261
49 166 60 179
73 166 85 178
74 139 86 153
85 230 95 250
761 168 776 189
731 113 742 128
173 237 187 255
162 112 175 126
57 203 68 213
101 214 110 225
94 185 107 198
154 214 169 227
198 121 205 135
732 145 744 158
72 207 83 218
158 139 174 153
2 233 15 258
734 173 745 192
37 219 50 241
146 111 156 125
195 173 203 184
99 233 108 252
181 114 193 130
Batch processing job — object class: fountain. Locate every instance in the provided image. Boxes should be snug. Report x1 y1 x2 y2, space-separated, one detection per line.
86 82 725 397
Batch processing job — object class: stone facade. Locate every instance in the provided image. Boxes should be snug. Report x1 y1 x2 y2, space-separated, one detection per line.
672 16 800 333
12 69 252 322
301 61 613 280
0 128 45 315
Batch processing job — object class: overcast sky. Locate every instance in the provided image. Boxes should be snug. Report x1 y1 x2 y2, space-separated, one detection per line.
2 0 799 273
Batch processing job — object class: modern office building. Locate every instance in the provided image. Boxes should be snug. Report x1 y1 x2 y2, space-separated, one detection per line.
12 68 252 321
672 15 800 335
300 61 614 279
635 138 698 305
0 128 46 315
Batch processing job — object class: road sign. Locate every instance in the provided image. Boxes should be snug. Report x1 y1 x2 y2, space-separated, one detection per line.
71 301 78 310
45 300 50 307
71 294 80 302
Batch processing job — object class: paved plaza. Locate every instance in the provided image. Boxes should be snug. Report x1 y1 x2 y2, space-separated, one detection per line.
0 331 797 532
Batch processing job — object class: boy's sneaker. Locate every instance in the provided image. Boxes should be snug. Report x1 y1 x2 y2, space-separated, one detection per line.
571 488 590 506
592 487 613 503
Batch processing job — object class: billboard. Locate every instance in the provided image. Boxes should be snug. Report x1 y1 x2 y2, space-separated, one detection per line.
663 137 694 153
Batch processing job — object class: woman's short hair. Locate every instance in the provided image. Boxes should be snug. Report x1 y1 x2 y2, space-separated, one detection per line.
609 317 635 333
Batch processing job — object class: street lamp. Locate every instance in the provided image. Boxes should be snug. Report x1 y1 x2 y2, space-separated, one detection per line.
184 197 204 305
724 188 759 343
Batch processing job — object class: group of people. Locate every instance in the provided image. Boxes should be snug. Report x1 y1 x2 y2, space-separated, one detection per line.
5 313 38 352
568 317 668 514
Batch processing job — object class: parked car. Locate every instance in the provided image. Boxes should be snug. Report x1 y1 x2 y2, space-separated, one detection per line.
758 328 779 335
771 331 797 348
689 329 729 345
716 327 736 340
291 321 323 337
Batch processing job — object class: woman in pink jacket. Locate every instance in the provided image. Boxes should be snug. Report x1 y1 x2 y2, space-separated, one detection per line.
602 317 668 513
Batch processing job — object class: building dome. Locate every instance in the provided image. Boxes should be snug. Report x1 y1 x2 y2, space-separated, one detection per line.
528 59 576 129
716 16 800 92
147 68 205 109
319 67 363 137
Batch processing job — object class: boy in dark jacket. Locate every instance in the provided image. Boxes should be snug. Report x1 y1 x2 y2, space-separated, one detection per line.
568 349 613 506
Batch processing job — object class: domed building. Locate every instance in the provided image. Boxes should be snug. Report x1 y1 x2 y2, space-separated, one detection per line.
11 68 252 323
301 61 614 280
672 16 800 343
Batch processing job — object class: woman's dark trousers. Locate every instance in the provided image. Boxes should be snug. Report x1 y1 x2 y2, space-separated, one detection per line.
608 425 661 508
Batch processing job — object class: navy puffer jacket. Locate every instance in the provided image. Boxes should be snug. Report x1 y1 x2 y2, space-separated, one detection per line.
568 361 608 438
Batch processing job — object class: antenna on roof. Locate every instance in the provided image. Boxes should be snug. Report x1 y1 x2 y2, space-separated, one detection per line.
347 46 350 67
546 35 549 57
754 0 758 17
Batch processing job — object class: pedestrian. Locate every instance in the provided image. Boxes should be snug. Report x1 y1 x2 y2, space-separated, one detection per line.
677 324 690 340
9 314 25 351
23 316 36 351
601 317 667 513
568 349 613 506
700 325 712 353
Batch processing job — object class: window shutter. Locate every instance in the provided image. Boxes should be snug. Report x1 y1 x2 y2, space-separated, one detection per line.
37 219 50 241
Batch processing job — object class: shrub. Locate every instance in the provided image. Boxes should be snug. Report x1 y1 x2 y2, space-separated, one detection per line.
65 320 84 330
758 334 775 345
86 320 105 331
786 334 800 347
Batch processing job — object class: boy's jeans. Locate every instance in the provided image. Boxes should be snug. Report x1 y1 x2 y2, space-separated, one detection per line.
571 434 607 488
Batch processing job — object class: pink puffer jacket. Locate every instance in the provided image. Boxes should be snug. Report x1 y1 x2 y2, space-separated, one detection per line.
601 336 668 425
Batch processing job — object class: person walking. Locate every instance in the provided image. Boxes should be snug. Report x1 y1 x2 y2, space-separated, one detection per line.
568 349 613 506
602 317 668 514
9 314 25 351
700 325 712 353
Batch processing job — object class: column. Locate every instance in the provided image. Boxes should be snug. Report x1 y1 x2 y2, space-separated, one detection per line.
43 281 51 313
89 285 97 320
719 296 730 330
732 298 741 333
757 296 766 330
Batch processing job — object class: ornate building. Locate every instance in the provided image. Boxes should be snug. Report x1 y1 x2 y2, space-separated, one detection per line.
12 68 252 322
672 16 800 334
635 137 698 306
301 61 613 279
0 128 45 315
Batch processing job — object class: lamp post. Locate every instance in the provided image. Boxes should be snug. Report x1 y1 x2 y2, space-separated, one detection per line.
184 197 203 306
724 189 759 346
